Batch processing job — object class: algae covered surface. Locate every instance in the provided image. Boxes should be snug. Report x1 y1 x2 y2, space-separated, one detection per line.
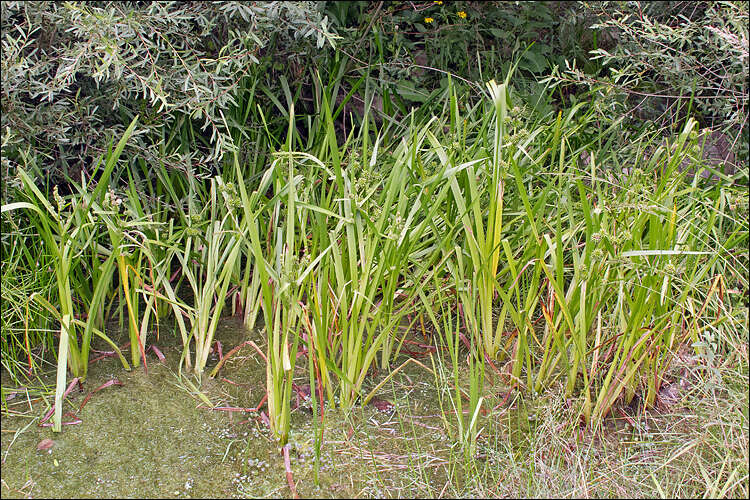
0 318 463 498
2 317 747 498
1 319 247 498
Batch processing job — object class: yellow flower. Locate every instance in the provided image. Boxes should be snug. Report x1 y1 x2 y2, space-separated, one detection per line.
434 1 443 4
457 11 467 19
424 17 434 23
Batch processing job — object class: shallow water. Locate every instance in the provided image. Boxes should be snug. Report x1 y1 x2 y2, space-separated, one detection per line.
1 317 521 498
3 314 745 498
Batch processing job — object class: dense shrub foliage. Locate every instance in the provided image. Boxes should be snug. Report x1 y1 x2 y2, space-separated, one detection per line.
551 1 748 164
4 1 746 197
1 1 337 193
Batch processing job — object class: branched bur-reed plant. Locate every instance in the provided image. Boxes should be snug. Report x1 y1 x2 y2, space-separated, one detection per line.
443 77 514 362
302 91 458 411
163 174 244 379
1 117 139 431
424 251 486 460
129 137 236 375
416 73 746 440
434 73 546 396
120 156 186 329
78 136 171 374
0 220 56 380
532 117 741 426
102 157 194 373
237 107 321 445
94 186 157 372
240 88 462 444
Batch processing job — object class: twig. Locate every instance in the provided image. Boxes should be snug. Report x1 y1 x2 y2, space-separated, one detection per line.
79 379 123 412
282 444 300 499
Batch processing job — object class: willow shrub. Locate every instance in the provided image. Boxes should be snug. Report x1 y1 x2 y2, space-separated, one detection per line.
0 1 339 202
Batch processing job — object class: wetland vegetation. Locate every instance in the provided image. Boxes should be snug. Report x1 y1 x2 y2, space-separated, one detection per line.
2 1 748 497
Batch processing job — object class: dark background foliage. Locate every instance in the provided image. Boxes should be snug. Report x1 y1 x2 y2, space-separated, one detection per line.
2 1 746 202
